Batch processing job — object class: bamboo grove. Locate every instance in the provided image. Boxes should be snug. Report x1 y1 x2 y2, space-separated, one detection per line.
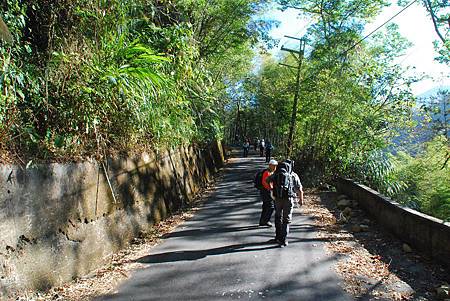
0 0 274 161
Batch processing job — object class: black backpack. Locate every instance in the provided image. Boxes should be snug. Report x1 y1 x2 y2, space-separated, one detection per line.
273 162 293 199
253 169 265 190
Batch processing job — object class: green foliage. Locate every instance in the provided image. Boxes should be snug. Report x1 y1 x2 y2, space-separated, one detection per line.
0 0 274 162
237 19 416 177
0 0 39 158
386 136 450 221
217 0 446 220
343 136 449 221
423 89 449 137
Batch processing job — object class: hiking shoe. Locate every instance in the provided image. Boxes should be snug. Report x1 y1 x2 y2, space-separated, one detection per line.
259 222 273 227
279 241 288 248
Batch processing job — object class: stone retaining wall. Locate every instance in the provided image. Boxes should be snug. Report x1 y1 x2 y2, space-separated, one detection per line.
335 177 450 269
0 141 224 296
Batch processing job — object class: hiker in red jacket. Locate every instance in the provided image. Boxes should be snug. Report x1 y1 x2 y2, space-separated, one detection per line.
266 159 303 247
258 159 278 227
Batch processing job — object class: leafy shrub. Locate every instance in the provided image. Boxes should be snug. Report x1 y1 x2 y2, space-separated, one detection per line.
360 136 450 221
1 0 271 162
389 136 449 221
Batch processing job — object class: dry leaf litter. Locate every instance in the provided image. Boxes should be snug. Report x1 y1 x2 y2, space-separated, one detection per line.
304 189 449 301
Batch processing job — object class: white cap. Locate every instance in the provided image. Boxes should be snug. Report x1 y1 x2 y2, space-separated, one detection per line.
268 159 278 165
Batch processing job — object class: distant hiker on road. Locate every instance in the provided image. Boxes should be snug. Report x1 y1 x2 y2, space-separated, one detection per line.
243 139 250 157
266 160 303 247
254 138 259 151
264 140 273 163
259 139 265 157
254 159 278 227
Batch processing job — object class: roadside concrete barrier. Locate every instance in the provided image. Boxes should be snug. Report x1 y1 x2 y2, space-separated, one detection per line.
335 177 450 269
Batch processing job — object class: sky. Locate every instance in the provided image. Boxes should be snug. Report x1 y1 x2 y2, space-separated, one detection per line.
267 2 450 96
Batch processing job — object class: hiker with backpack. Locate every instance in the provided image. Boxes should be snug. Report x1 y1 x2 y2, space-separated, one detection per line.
264 140 274 163
266 159 303 247
254 159 278 227
243 139 250 157
259 139 265 157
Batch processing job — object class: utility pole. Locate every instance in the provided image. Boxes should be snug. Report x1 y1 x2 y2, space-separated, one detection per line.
234 98 241 144
280 36 306 158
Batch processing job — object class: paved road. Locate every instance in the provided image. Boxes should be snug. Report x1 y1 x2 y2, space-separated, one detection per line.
96 156 352 301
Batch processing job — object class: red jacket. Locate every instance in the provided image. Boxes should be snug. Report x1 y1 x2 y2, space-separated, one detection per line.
261 170 273 191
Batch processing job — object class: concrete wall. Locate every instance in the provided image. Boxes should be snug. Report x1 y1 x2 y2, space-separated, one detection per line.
0 141 224 296
335 177 450 269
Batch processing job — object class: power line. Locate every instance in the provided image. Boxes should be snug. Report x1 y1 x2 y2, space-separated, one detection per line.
281 0 419 57
343 0 419 55
279 17 314 50
288 0 420 85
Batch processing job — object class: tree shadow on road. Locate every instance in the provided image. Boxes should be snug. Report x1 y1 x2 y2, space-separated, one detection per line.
136 241 281 264
162 225 261 239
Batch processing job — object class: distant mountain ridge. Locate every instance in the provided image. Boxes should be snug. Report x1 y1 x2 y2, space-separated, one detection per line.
417 86 450 102
391 86 449 154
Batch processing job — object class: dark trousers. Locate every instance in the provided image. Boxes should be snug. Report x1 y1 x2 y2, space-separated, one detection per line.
259 190 274 225
274 197 295 243
259 147 264 157
243 147 249 157
265 150 271 162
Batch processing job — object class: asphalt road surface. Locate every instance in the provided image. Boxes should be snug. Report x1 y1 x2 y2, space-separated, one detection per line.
96 156 353 301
